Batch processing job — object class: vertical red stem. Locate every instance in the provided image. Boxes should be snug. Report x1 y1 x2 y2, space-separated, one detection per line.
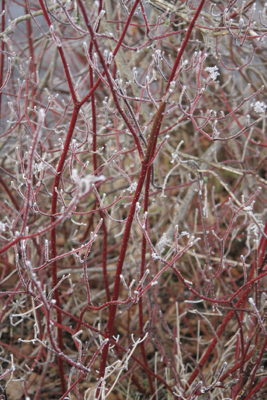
96 100 166 396
138 165 155 397
25 0 36 109
87 0 110 302
50 106 80 393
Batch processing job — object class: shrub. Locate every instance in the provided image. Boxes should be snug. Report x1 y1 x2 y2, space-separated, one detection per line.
0 0 267 399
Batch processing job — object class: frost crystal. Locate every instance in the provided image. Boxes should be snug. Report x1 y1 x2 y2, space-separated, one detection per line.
205 66 220 82
128 182 137 193
152 252 160 260
72 169 105 194
157 233 169 253
253 101 267 114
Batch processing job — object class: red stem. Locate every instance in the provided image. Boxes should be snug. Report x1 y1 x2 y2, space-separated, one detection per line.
186 288 251 389
96 101 166 394
186 247 267 393
50 106 80 393
87 0 110 302
52 304 174 395
39 0 77 104
243 376 267 400
138 165 155 398
25 0 36 98
165 0 206 93
77 0 144 159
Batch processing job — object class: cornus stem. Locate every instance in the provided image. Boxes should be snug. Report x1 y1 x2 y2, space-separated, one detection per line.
138 165 155 397
49 106 80 393
88 1 110 303
96 104 165 390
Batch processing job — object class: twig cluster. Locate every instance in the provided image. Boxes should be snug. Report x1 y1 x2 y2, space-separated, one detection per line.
0 0 267 399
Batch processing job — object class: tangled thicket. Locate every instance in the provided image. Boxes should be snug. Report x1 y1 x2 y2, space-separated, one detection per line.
0 0 267 399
